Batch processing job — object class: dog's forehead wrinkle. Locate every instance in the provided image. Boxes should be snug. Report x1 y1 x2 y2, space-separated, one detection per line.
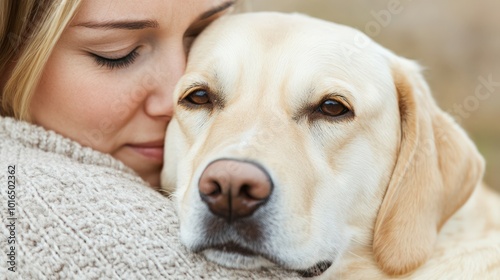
189 15 395 119
270 47 387 115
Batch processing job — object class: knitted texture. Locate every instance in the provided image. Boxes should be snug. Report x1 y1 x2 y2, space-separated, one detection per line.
0 117 299 279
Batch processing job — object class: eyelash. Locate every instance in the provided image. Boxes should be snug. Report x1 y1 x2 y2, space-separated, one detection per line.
92 48 139 70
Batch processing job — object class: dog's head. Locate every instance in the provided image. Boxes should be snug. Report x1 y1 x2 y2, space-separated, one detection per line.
162 12 484 277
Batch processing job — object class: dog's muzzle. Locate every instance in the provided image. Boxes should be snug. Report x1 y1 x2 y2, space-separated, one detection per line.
193 159 332 277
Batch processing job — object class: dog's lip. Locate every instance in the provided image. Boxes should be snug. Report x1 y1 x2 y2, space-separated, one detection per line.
296 261 333 278
209 242 259 257
199 242 332 277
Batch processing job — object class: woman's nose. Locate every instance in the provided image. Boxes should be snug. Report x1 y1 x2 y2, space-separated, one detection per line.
144 44 186 119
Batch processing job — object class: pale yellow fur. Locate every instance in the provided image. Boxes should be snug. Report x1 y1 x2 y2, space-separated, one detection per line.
162 12 500 279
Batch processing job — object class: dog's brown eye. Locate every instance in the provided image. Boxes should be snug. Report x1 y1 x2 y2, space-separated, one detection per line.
319 100 349 117
186 89 210 105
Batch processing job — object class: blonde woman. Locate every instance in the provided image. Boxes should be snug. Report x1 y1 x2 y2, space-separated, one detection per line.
0 0 296 278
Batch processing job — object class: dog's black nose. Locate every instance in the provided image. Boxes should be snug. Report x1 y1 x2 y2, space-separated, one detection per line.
199 160 272 223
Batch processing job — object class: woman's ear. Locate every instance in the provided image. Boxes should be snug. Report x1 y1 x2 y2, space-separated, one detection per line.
372 57 485 276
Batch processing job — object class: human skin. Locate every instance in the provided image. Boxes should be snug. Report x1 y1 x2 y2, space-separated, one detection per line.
30 0 235 187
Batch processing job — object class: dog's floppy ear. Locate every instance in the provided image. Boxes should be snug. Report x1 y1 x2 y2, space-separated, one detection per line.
373 56 485 275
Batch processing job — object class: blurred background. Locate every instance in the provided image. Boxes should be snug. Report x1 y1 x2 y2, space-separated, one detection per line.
242 0 500 192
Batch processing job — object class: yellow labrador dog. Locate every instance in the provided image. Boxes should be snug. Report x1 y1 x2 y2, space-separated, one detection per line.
161 12 500 279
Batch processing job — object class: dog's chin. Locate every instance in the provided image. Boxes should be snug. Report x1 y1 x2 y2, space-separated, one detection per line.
203 249 276 269
202 248 333 277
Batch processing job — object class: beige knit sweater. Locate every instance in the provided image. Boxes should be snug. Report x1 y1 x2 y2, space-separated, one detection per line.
0 116 299 279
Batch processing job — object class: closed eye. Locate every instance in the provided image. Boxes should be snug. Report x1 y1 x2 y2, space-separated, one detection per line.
91 47 139 70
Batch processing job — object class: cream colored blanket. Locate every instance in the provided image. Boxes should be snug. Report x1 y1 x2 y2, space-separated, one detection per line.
0 116 298 279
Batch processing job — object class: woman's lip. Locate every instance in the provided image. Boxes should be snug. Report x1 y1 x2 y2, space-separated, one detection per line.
127 141 164 161
128 140 164 148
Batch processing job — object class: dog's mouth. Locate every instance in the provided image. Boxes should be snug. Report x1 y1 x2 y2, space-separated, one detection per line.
210 242 259 257
296 261 333 277
201 242 332 277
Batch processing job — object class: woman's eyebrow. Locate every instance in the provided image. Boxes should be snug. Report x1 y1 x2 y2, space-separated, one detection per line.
71 20 159 30
199 1 235 20
71 1 235 30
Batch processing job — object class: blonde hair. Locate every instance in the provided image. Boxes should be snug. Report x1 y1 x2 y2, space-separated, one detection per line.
0 0 81 120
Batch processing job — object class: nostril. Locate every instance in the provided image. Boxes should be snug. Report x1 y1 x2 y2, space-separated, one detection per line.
208 181 222 196
244 181 272 201
240 183 270 201
241 184 251 198
200 179 223 198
